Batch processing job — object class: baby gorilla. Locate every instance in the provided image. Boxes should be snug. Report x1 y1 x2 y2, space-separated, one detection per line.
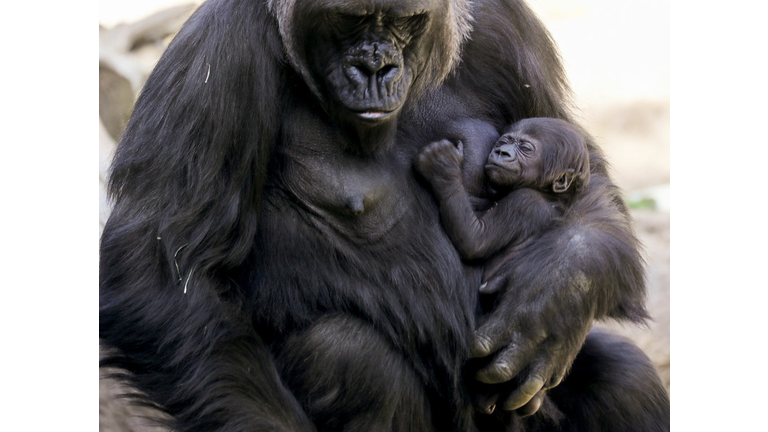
415 117 590 290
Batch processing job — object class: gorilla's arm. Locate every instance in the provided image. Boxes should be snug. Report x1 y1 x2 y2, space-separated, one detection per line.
99 2 314 430
100 214 313 432
469 165 648 412
451 0 649 413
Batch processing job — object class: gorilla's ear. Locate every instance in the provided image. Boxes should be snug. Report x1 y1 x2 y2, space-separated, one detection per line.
552 169 576 193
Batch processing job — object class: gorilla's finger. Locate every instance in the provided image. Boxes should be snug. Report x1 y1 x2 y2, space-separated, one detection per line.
516 391 545 417
502 376 545 411
473 392 499 415
546 370 565 389
479 275 506 294
475 343 531 384
470 317 517 359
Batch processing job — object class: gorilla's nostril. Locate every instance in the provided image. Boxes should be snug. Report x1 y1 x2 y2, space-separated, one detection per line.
347 64 369 82
379 65 397 78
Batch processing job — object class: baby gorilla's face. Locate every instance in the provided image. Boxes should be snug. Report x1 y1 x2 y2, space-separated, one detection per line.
484 133 542 189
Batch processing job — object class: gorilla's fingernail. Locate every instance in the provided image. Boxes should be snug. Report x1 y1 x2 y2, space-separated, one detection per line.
470 336 491 357
480 282 487 290
477 361 510 384
486 404 495 414
523 376 546 393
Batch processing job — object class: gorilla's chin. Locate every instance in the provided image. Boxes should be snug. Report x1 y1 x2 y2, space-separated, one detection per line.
485 164 519 188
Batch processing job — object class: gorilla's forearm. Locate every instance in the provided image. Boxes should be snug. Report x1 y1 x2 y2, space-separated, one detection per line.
488 171 648 326
469 152 649 414
556 169 649 323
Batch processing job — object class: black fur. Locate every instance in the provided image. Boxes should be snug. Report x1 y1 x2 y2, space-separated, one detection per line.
100 0 669 431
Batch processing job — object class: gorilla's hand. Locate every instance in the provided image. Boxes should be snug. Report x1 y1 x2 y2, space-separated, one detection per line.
470 269 594 415
414 139 464 187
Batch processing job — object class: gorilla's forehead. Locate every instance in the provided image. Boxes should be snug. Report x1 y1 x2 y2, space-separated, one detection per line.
297 0 444 16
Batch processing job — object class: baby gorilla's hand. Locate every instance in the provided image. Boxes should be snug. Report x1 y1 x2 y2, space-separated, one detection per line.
414 139 464 186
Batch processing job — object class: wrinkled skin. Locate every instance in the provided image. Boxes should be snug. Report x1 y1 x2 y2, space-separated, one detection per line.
288 0 456 138
485 135 542 188
307 11 423 120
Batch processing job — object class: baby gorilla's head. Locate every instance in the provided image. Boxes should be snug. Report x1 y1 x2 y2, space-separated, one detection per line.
485 118 590 195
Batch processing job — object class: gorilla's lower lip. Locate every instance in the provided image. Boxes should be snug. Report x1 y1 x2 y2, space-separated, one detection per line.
355 110 397 121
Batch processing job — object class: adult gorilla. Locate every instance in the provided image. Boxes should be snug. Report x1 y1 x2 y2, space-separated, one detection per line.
100 0 669 431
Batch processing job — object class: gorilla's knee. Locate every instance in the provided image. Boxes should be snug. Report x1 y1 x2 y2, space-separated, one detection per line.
276 315 433 432
547 329 670 432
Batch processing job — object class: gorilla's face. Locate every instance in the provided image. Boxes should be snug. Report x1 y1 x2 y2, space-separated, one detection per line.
485 133 544 189
299 0 445 125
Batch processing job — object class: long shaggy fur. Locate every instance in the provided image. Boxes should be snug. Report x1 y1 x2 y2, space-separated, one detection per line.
101 1 313 430
100 0 667 431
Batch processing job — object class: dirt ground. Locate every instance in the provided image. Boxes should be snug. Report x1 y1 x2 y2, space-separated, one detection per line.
99 1 670 429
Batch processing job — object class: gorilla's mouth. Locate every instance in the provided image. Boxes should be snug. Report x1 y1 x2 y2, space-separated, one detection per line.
485 162 517 173
339 90 406 123
325 63 412 124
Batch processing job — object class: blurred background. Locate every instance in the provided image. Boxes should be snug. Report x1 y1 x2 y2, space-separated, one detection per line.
99 1 670 430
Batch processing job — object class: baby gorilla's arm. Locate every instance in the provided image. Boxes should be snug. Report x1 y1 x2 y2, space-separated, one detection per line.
415 140 550 260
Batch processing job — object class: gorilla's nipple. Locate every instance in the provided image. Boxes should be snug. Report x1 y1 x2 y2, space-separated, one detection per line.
345 195 365 217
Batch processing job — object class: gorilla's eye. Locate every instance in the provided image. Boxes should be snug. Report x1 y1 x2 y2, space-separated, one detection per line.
337 13 367 27
332 13 369 36
388 15 413 29
388 13 429 38
518 142 534 155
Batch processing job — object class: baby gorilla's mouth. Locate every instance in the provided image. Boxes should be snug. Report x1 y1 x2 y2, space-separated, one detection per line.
485 162 518 173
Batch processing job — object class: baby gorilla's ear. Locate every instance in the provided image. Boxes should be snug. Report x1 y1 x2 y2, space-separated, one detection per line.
552 168 576 193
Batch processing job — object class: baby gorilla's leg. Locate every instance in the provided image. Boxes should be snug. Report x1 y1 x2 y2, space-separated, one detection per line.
275 314 435 432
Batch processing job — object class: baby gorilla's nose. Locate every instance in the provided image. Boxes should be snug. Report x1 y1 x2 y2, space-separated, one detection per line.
493 144 516 161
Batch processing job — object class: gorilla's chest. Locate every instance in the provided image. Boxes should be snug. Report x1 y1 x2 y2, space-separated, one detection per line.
275 109 415 241
252 107 476 357
278 143 412 241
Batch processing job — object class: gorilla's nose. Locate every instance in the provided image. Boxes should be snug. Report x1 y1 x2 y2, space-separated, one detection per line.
493 144 516 161
347 42 401 84
351 58 399 81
